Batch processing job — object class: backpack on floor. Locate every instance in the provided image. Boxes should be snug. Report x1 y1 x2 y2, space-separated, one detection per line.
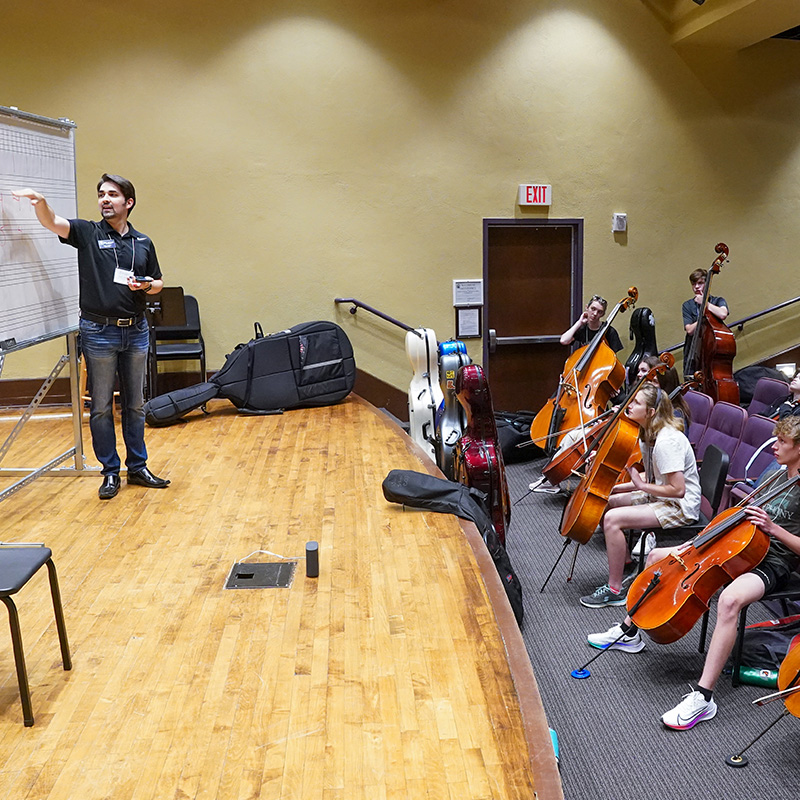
145 320 355 425
381 468 523 626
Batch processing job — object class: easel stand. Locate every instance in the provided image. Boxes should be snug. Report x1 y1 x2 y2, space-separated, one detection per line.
0 331 94 502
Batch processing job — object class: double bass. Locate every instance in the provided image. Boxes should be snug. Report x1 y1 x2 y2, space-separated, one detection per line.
684 243 739 404
627 474 800 644
530 288 637 456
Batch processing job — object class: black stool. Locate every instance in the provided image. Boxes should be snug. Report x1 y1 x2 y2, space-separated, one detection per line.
0 547 71 726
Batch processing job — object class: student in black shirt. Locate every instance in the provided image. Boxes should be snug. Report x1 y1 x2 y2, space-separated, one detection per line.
765 370 800 420
560 294 624 353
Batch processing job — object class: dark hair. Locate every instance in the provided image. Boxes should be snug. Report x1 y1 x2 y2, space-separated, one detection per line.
689 268 707 284
97 173 136 215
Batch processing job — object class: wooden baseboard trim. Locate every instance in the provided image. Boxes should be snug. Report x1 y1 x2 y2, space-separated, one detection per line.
353 369 408 422
0 377 72 407
0 369 409 420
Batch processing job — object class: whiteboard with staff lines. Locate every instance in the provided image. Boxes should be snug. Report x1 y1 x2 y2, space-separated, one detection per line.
0 106 78 352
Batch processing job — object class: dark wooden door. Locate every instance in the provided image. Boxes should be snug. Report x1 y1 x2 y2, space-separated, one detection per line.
483 219 583 413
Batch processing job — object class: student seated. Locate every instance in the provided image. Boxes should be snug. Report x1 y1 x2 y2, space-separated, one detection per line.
764 369 800 420
578 383 701 608
560 294 623 352
531 358 665 495
586 415 800 730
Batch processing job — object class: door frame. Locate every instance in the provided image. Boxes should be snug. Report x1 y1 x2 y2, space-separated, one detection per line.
481 218 585 371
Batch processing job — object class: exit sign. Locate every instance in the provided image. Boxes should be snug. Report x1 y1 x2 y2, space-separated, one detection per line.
518 184 552 206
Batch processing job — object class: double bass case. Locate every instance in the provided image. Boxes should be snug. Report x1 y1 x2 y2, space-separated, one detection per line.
145 320 356 425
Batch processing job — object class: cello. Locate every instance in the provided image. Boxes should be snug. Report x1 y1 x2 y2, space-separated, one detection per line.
623 307 658 389
684 243 739 404
406 327 444 463
558 355 675 545
626 473 800 645
542 353 675 487
753 639 800 717
725 636 800 767
434 339 472 480
453 364 511 545
530 288 637 455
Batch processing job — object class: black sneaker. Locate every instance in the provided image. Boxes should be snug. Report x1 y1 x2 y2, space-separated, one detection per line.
579 583 627 608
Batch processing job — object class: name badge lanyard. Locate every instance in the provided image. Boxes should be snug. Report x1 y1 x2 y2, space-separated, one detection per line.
112 234 136 275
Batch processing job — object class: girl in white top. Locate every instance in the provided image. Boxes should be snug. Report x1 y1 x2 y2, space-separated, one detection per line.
580 382 701 608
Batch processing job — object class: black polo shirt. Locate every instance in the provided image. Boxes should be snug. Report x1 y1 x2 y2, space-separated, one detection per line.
60 218 162 318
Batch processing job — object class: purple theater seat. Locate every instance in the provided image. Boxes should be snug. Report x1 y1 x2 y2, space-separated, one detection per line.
720 413 777 509
694 400 747 464
747 376 789 417
684 389 713 449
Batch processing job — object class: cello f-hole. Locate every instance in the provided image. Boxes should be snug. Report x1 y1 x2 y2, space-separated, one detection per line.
680 565 700 591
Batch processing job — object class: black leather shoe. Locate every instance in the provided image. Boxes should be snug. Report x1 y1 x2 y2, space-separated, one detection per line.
127 467 170 488
99 474 121 500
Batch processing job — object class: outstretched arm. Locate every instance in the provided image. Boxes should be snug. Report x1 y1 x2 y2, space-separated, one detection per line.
11 188 70 238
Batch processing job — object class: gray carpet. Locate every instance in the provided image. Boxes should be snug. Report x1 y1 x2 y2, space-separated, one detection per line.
505 456 798 800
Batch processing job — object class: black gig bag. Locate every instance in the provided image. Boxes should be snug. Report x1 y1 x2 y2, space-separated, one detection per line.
381 469 523 626
145 320 355 425
211 320 355 412
144 382 220 426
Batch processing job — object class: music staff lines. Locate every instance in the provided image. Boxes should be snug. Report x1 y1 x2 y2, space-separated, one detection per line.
0 179 75 201
1 296 79 329
0 258 77 285
0 128 73 161
0 219 68 244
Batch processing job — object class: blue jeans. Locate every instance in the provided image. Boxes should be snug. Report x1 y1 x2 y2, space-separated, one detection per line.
80 317 150 475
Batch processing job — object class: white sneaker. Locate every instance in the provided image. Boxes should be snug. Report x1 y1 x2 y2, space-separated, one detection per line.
661 689 717 730
587 623 646 653
631 531 656 559
531 478 561 494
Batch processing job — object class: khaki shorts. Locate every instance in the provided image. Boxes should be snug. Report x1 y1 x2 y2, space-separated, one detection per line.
630 491 696 528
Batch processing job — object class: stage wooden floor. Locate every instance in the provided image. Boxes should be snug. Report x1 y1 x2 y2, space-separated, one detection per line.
0 395 561 800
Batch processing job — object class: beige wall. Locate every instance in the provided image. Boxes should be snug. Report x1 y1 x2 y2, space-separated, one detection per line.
2 0 799 388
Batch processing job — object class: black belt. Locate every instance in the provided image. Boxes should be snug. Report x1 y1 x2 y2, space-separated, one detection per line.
81 311 145 327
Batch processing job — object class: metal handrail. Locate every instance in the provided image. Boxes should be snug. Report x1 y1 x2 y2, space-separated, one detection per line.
729 295 800 332
334 297 423 338
664 294 800 354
